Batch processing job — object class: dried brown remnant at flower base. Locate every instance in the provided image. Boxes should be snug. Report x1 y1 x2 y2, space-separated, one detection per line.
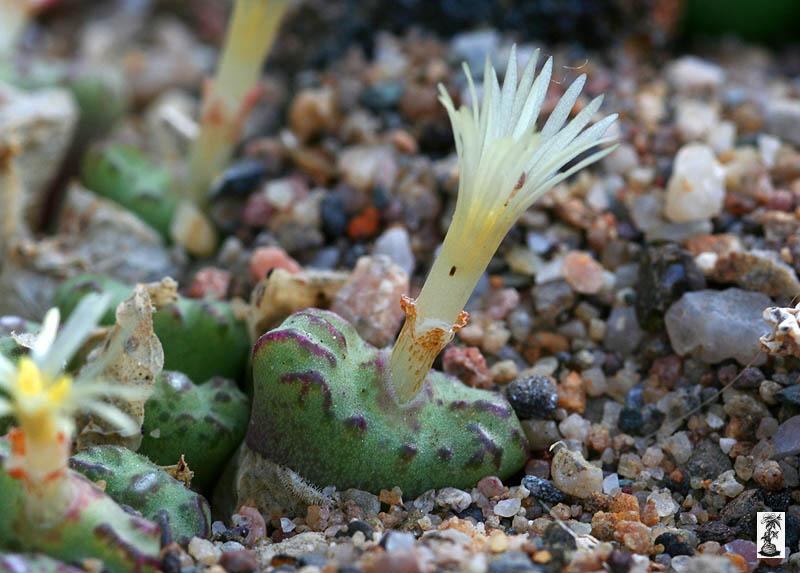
395 295 468 393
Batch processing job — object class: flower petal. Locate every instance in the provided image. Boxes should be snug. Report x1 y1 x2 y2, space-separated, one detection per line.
40 293 111 377
31 308 60 362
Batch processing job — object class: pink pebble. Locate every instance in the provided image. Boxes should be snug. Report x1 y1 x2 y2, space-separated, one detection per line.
237 505 267 545
187 267 231 300
477 476 505 498
249 246 301 280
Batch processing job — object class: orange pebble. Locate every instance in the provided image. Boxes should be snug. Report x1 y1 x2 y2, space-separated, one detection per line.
347 206 381 239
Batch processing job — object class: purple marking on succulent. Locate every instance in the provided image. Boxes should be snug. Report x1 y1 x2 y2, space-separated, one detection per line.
471 400 512 418
437 447 453 461
344 415 368 432
68 458 112 477
296 311 348 350
449 400 469 411
213 390 232 403
464 423 504 469
93 522 161 572
253 329 337 366
400 443 418 460
279 370 333 412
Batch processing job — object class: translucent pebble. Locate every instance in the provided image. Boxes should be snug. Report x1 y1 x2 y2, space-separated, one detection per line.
603 473 620 494
493 498 521 518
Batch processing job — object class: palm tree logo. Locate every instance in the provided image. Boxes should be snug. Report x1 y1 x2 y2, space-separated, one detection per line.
759 512 783 557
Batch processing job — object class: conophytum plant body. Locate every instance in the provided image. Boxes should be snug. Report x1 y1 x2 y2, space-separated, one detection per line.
390 46 618 402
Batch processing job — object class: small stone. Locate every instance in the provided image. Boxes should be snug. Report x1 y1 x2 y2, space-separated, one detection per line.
719 438 736 454
435 488 472 512
686 440 732 480
562 251 605 294
219 550 258 573
494 498 521 518
330 255 408 347
765 99 800 147
382 531 415 553
373 227 415 276
655 531 694 556
664 144 725 223
773 415 800 458
477 476 506 498
379 487 403 507
665 289 772 365
710 470 745 498
557 371 586 414
187 267 230 300
676 100 719 141
288 87 337 142
617 453 644 479
521 475 565 504
505 375 558 419
603 473 620 494
521 419 560 451
615 520 653 554
249 246 301 280
710 250 800 298
338 145 397 192
188 537 221 566
663 432 693 464
667 56 725 92
442 346 492 389
635 244 705 330
550 447 603 499
558 413 590 442
604 305 643 355
753 460 784 491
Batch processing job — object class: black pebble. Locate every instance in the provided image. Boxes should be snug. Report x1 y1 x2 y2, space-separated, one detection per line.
521 475 566 504
345 519 373 539
654 532 694 556
505 375 558 419
606 550 633 573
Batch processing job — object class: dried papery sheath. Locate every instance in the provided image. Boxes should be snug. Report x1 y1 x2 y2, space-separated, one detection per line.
390 46 618 402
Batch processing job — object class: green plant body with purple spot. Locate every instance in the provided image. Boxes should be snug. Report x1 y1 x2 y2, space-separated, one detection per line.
139 371 250 492
0 440 161 573
245 309 527 498
70 445 211 544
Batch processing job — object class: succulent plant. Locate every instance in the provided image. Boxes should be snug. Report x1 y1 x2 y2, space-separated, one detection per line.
0 296 162 572
81 144 177 239
70 445 211 544
139 371 250 492
245 308 527 498
55 274 250 382
0 440 161 573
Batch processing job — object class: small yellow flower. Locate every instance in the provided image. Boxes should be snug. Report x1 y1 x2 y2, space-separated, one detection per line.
0 295 140 499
